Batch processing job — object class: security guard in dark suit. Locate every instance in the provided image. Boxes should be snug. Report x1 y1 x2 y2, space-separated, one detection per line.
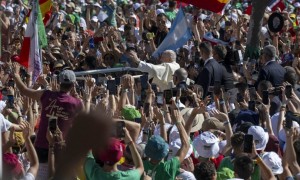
254 45 286 88
196 42 223 98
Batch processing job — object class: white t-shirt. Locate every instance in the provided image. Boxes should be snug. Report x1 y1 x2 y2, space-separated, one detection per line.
0 113 12 133
20 172 35 180
177 170 196 180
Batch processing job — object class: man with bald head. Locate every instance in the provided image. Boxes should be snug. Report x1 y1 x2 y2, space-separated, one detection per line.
173 68 188 90
254 45 286 88
126 50 180 91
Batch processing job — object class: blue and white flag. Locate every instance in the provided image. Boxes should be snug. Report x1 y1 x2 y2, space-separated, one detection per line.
152 8 192 58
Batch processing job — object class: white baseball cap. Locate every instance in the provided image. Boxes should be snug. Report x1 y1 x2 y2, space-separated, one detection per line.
153 123 172 137
133 3 141 11
168 138 193 160
5 6 13 13
193 131 220 158
278 121 300 142
248 126 269 150
91 16 98 22
169 125 180 143
219 140 227 154
93 2 101 8
156 9 165 15
262 152 283 175
294 2 300 8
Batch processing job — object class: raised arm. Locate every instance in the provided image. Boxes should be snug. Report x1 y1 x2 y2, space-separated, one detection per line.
124 127 144 175
153 106 167 141
285 127 300 175
23 121 39 178
252 142 276 180
12 63 44 101
260 102 274 135
172 106 189 163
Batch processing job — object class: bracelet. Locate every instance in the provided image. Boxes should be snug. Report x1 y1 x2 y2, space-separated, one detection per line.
255 156 263 164
280 106 286 111
126 141 134 146
122 89 129 93
223 121 230 126
219 100 225 105
176 121 182 125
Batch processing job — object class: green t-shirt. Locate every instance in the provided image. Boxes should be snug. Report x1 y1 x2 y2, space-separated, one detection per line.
143 157 180 180
84 153 141 180
217 156 260 180
165 10 177 22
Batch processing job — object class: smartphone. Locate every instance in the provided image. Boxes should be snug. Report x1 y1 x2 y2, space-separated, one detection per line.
115 77 121 86
285 113 293 129
243 134 253 153
248 101 256 111
164 89 173 105
107 80 117 95
249 87 257 101
135 118 142 123
237 93 244 103
208 86 214 93
141 91 146 103
213 81 221 95
140 75 148 90
89 38 95 49
172 88 178 97
151 84 157 94
94 36 104 44
285 85 292 99
262 90 269 105
116 121 125 138
156 92 164 105
7 80 15 87
48 117 57 133
137 101 143 109
144 103 150 117
7 95 14 109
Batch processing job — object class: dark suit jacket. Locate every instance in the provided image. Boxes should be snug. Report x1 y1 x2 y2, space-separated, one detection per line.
219 61 235 91
196 59 223 98
255 61 286 88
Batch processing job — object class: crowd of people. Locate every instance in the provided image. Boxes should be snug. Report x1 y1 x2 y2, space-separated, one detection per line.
1 0 300 179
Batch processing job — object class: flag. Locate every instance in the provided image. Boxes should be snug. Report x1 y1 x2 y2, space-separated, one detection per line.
19 0 45 82
179 0 230 13
26 0 52 25
152 8 192 58
268 0 286 11
203 32 228 46
245 0 285 15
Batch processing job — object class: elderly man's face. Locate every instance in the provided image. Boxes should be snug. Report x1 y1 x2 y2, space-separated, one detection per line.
160 52 171 63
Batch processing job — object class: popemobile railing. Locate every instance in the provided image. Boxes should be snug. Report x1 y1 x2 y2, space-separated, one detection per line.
74 67 143 80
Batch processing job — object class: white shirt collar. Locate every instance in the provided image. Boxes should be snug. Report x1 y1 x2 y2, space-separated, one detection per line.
204 57 213 66
264 59 276 66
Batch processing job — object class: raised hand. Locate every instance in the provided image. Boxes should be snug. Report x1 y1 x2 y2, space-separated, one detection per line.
12 62 21 75
210 109 229 122
85 76 95 88
22 121 32 139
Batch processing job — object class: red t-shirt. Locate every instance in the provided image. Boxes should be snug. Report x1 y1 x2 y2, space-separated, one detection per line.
191 153 224 169
35 90 82 149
